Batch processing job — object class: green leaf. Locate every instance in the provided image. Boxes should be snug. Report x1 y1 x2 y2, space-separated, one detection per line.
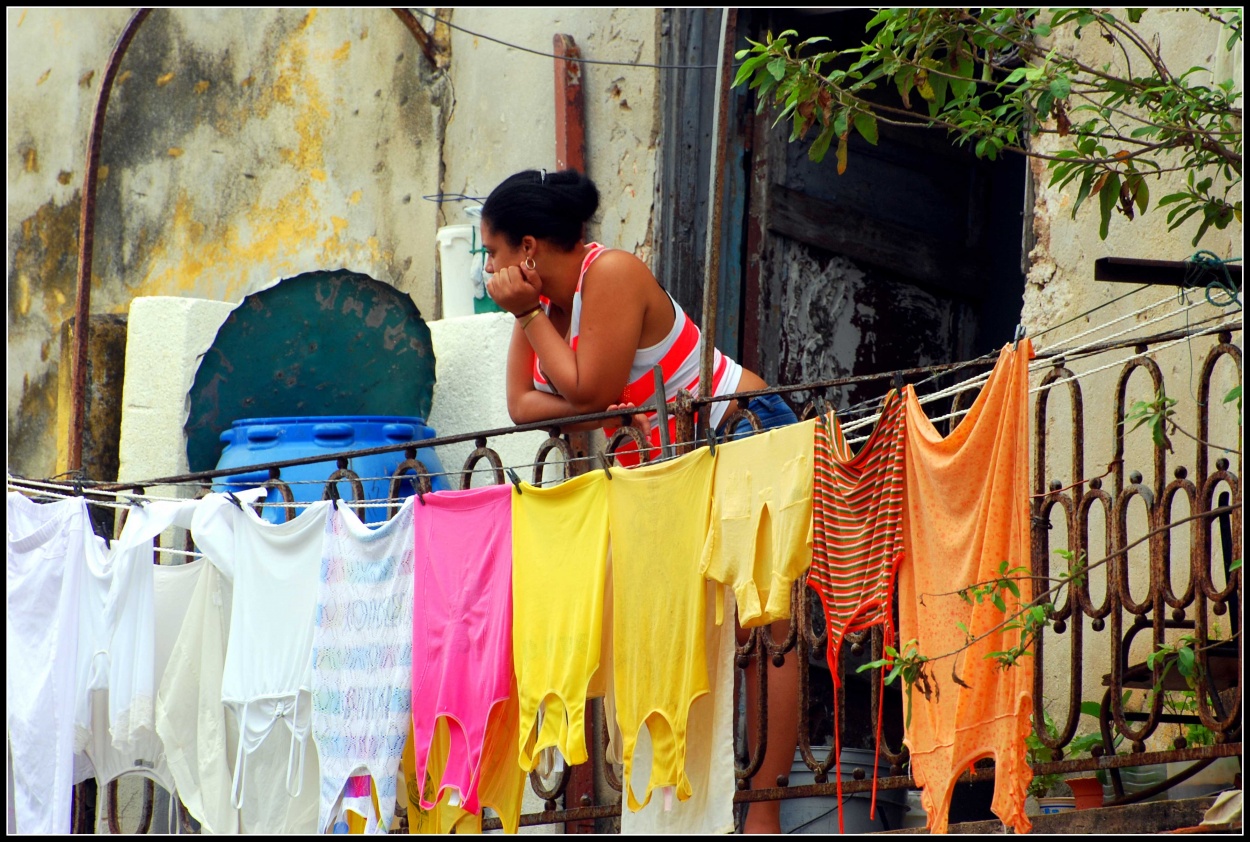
733 54 771 88
809 125 835 163
1049 76 1071 100
1127 9 1145 23
1003 578 1021 599
836 132 849 175
1099 172 1121 240
1080 701 1103 718
853 111 879 145
1177 644 1196 678
991 593 1007 612
767 57 787 81
949 54 976 100
1072 171 1095 219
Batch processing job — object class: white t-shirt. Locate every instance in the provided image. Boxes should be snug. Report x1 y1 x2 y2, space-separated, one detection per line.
191 492 329 825
6 493 96 834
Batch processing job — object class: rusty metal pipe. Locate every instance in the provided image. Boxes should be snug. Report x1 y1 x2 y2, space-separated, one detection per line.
698 9 737 416
69 8 151 472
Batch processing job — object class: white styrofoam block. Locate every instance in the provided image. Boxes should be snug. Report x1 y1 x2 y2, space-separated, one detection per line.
117 296 235 494
426 312 549 483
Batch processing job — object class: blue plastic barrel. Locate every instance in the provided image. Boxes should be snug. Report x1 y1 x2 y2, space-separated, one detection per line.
214 416 450 524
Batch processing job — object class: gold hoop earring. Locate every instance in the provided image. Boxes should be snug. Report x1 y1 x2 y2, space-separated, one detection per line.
523 256 537 271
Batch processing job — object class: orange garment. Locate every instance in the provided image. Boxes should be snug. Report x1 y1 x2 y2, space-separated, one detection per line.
898 341 1034 834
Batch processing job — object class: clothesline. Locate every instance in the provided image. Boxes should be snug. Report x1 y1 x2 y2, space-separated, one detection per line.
10 316 1240 503
818 287 1219 425
839 315 1239 442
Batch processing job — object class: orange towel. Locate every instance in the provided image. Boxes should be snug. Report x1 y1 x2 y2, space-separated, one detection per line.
898 341 1034 833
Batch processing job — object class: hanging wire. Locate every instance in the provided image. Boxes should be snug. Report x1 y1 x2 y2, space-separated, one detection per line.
421 192 486 206
14 304 1239 498
413 9 720 70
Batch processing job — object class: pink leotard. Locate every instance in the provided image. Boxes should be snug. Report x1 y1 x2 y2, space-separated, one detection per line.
410 484 514 814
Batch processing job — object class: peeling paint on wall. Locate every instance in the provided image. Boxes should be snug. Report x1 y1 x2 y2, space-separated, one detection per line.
8 8 449 478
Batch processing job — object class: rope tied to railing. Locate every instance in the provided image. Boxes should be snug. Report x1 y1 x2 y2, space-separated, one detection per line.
1183 250 1242 309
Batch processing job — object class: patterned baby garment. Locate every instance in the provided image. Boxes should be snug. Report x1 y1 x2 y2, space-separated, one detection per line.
312 498 416 833
806 389 906 830
899 342 1034 833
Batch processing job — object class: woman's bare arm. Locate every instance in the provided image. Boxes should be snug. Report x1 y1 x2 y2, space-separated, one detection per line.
517 251 648 413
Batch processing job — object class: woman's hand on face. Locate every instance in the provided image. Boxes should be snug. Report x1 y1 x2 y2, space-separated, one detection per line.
486 263 543 316
601 402 652 439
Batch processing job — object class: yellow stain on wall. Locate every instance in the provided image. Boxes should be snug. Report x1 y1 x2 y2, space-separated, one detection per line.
156 71 175 87
194 80 210 94
16 273 31 316
79 70 95 87
98 165 109 181
116 70 132 85
332 40 352 61
36 68 51 85
167 147 184 158
126 12 397 305
23 147 38 172
57 170 73 185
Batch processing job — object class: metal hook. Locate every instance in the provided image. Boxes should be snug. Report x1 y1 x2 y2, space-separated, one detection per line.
599 453 613 479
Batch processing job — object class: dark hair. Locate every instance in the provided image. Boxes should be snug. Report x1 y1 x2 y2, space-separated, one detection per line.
481 169 599 251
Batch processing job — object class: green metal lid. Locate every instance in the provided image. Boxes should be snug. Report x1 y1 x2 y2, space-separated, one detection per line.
185 270 436 472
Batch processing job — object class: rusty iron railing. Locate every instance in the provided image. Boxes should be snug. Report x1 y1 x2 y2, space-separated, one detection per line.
59 324 1240 832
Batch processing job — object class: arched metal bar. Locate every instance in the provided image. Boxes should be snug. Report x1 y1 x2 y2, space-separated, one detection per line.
533 431 574 485
1113 355 1167 502
1034 362 1085 500
604 426 651 465
461 437 505 489
389 456 431 519
1195 335 1241 482
263 468 296 523
719 408 763 442
323 458 366 521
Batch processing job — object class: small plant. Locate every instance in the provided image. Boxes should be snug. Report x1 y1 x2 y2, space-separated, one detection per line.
857 639 932 728
1123 389 1178 452
1166 690 1217 747
1026 710 1064 798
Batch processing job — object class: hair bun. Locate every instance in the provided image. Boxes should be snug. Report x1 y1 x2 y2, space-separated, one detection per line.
548 169 599 225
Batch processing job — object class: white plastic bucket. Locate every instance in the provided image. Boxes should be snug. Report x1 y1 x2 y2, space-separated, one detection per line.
435 224 477 319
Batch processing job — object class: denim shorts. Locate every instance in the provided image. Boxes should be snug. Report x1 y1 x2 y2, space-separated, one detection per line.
721 393 800 441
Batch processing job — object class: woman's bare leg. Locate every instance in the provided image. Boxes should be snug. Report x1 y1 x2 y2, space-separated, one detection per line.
741 618 800 834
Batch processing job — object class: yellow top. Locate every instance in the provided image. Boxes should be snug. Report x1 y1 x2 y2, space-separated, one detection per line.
607 448 715 812
511 470 610 770
701 418 815 627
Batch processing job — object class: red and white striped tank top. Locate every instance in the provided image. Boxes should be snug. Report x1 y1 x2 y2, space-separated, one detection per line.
531 244 743 454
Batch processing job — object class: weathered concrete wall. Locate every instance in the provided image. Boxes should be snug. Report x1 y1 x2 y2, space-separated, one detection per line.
8 8 448 479
437 9 660 260
1023 9 1242 750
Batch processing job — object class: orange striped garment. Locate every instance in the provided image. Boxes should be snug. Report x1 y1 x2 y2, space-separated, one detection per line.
806 388 906 832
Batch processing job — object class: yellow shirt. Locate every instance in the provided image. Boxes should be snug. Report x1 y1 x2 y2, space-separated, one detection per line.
607 448 715 811
512 471 610 770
